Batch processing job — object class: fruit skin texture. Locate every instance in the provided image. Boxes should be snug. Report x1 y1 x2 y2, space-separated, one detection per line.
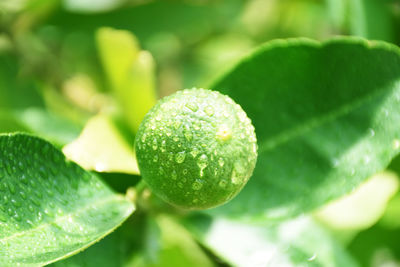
135 88 257 210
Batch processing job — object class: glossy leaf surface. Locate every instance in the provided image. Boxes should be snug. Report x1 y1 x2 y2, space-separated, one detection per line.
210 38 400 220
0 133 134 266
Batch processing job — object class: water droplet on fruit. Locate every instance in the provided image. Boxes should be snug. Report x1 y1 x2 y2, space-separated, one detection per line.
190 147 199 158
153 155 159 162
174 121 182 129
175 152 186 163
231 170 241 184
171 170 177 180
178 182 184 188
184 132 193 141
185 102 198 112
160 140 167 152
204 105 214 116
152 138 158 150
219 180 227 188
192 179 203 190
197 154 208 176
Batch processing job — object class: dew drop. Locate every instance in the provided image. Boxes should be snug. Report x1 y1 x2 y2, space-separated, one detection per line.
308 253 317 262
11 198 22 208
184 132 193 141
368 128 375 137
218 158 225 167
174 121 182 129
193 122 201 131
204 105 214 116
19 191 27 200
44 209 54 217
185 102 198 112
175 152 186 163
190 148 200 158
160 140 167 152
192 179 203 190
8 183 16 194
183 169 188 175
231 170 241 185
178 182 184 188
153 155 159 162
219 180 227 188
2 195 8 204
31 197 41 207
171 170 177 180
152 138 158 150
20 175 28 185
197 154 208 177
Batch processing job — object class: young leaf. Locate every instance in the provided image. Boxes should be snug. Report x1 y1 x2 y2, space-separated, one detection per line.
140 215 214 267
96 27 157 133
0 133 135 266
63 114 139 174
209 37 400 221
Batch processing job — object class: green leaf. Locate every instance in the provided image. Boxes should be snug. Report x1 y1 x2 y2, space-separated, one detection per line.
314 171 399 232
0 54 44 109
348 0 394 42
209 37 400 221
0 133 135 266
15 108 82 146
49 214 147 267
96 27 157 133
139 215 214 267
183 214 358 267
63 114 139 174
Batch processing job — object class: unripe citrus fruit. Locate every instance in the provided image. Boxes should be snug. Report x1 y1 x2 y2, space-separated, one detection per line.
135 88 257 209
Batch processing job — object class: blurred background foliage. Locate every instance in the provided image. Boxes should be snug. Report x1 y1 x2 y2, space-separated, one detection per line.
1 0 400 266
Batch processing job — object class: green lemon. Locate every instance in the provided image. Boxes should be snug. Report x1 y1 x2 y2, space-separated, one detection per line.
135 88 257 209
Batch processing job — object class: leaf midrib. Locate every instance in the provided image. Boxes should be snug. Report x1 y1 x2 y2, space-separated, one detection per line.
259 83 397 153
